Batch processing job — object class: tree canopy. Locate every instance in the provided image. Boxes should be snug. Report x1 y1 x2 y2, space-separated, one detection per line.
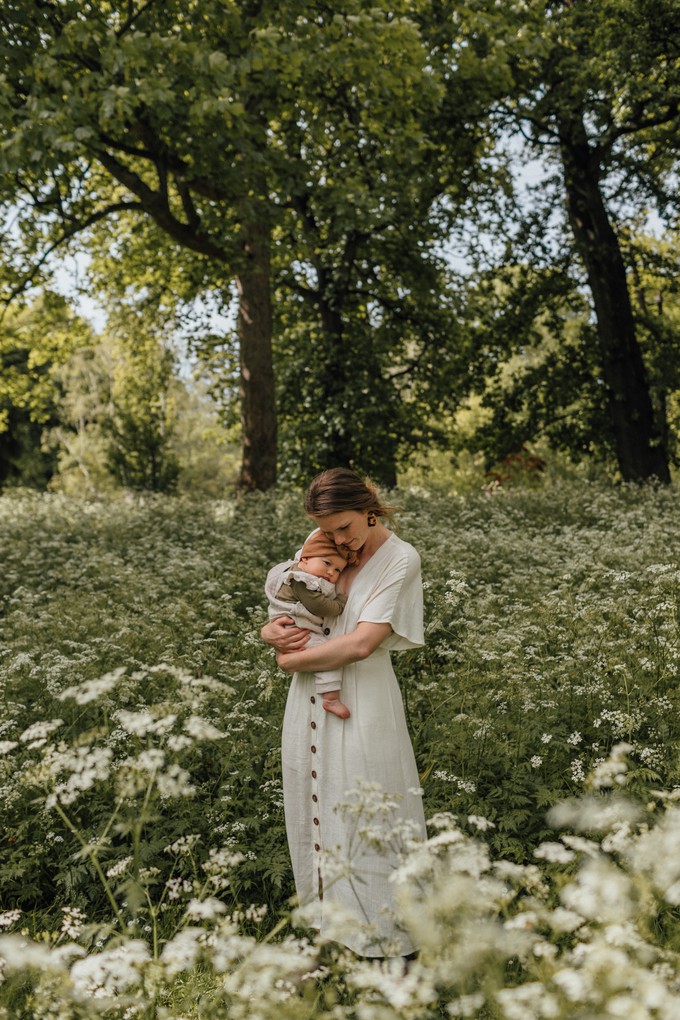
1 0 678 491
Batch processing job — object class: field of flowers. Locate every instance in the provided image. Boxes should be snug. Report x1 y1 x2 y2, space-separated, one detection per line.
0 480 679 1019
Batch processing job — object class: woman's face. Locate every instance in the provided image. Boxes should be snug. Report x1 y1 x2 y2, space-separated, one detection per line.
311 510 370 554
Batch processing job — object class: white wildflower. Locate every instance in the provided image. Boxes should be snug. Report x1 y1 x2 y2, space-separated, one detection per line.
504 911 539 931
601 821 634 855
115 709 176 737
561 834 601 857
591 742 632 789
552 967 593 1003
0 934 57 970
549 796 641 833
184 715 225 741
546 907 585 933
628 806 680 902
106 856 133 879
59 668 125 705
561 859 635 922
19 719 64 747
164 834 201 855
137 749 166 772
160 928 204 977
533 940 558 960
70 940 149 997
165 877 193 901
541 733 553 744
61 907 87 939
567 731 583 746
448 992 486 1017
0 911 21 929
167 734 193 752
0 741 18 755
186 897 228 920
157 762 195 798
534 841 575 864
530 755 543 769
497 981 560 1019
349 958 436 1010
467 814 495 831
45 746 114 808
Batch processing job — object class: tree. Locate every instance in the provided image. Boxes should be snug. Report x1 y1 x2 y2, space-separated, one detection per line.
0 292 91 487
269 7 462 486
1 0 470 490
460 0 680 482
101 315 181 492
0 0 296 488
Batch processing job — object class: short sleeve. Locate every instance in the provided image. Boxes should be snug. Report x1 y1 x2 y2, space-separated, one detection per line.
358 541 424 650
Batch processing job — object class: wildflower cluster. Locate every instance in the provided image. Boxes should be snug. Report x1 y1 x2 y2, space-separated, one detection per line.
0 481 677 1016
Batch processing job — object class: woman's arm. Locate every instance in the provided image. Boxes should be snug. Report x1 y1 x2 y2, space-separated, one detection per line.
261 617 311 652
276 621 392 673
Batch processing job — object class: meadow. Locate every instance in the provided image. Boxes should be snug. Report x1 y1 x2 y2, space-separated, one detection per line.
0 480 679 1019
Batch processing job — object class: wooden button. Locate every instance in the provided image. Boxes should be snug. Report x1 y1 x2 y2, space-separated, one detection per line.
314 843 320 851
311 745 316 753
310 696 316 704
311 770 317 778
313 817 319 826
311 721 317 729
312 794 318 802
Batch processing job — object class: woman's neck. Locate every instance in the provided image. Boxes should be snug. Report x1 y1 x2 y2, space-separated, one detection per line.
356 522 391 563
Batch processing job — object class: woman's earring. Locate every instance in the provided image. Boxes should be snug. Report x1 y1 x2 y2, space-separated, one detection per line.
367 511 377 527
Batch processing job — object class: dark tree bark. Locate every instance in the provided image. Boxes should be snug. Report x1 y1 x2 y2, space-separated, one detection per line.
236 220 277 490
558 113 670 483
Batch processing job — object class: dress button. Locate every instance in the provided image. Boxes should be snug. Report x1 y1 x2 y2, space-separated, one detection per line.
312 794 318 802
313 817 319 826
314 843 320 851
323 627 330 635
310 696 316 704
311 721 317 729
311 745 316 753
311 770 317 779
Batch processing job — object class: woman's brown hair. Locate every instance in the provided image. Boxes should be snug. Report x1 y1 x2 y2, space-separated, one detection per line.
304 468 398 522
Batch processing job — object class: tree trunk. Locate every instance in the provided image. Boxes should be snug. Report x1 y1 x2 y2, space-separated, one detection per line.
558 114 670 483
235 220 277 490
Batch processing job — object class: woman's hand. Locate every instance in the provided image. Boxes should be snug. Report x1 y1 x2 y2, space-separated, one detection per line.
261 617 311 653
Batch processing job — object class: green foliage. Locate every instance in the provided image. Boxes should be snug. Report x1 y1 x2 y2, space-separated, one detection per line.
0 292 93 488
453 266 617 468
101 318 180 493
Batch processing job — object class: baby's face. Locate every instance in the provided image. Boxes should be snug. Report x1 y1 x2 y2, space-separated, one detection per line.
299 555 345 584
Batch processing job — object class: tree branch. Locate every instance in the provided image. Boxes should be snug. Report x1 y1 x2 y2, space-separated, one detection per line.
93 149 229 261
2 200 142 307
116 0 161 38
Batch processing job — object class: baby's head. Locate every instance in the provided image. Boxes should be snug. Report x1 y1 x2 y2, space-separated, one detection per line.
298 531 351 584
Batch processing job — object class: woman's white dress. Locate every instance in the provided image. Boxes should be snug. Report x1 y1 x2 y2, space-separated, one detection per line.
281 532 426 956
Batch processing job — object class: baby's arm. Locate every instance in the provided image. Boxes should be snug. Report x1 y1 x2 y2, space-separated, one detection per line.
289 577 347 618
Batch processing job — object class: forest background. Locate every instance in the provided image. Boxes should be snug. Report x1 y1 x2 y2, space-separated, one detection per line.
1 0 679 495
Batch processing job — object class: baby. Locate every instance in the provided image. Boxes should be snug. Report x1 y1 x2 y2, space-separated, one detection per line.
265 531 351 719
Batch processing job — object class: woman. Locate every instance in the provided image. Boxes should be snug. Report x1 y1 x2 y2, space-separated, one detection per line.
261 468 426 958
